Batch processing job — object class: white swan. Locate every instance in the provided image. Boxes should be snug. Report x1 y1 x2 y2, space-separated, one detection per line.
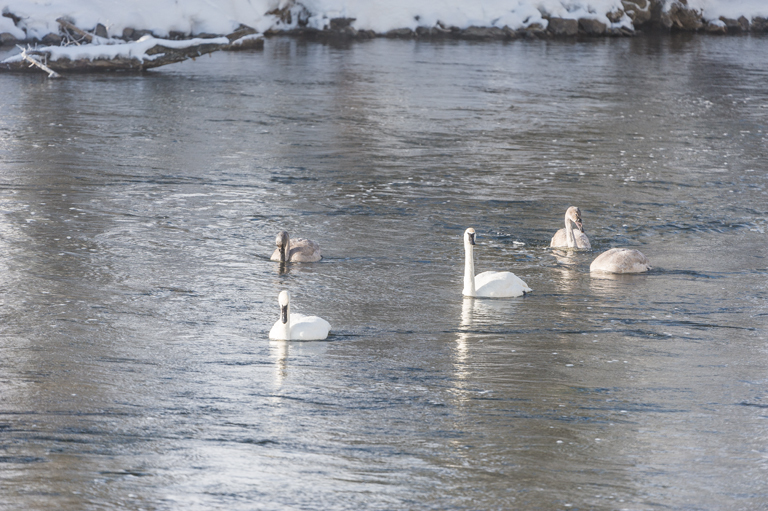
270 231 322 263
462 227 532 298
550 206 591 249
268 290 331 341
590 248 651 274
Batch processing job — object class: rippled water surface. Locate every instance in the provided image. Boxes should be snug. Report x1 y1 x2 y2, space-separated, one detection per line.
1 34 767 510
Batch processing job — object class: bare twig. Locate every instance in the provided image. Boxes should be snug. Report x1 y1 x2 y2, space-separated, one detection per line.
56 17 94 42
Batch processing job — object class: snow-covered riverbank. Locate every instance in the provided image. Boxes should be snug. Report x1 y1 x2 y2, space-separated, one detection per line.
1 0 768 45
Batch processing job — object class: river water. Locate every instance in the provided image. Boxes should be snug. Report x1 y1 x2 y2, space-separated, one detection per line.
0 34 766 510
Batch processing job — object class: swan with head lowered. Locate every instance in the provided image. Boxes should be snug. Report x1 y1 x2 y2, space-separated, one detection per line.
550 206 591 249
590 248 651 274
270 231 322 263
462 228 532 298
268 290 331 341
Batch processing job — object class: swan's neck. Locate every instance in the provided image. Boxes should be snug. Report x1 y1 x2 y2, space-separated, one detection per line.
565 217 576 248
463 244 476 297
276 303 291 340
279 243 288 262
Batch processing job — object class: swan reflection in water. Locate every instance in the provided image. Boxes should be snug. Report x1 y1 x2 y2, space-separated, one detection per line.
455 298 474 377
454 297 521 404
550 247 582 267
270 340 289 387
549 249 586 323
589 266 652 299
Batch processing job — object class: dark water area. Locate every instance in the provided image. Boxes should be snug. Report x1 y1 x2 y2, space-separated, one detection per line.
0 34 767 510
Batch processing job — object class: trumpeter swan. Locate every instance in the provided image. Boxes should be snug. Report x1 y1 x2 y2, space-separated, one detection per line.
270 231 322 262
268 290 331 341
550 206 591 249
590 248 651 274
463 228 532 298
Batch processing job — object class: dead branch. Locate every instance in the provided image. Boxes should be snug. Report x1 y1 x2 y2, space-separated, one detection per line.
18 48 61 78
56 17 94 43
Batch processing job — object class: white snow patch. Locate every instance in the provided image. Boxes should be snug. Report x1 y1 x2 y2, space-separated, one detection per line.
230 33 264 46
1 0 767 40
0 13 26 38
683 0 768 21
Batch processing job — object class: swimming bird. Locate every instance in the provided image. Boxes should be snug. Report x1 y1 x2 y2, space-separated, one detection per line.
590 248 651 274
270 231 322 262
462 228 532 298
268 290 331 341
550 206 591 249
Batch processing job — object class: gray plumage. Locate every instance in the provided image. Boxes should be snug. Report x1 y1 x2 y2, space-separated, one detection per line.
270 231 322 263
590 248 651 273
551 206 591 249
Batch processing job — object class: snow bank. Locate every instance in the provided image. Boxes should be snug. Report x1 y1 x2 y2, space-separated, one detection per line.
2 0 278 39
2 0 768 40
0 12 25 38
296 0 570 32
684 0 768 22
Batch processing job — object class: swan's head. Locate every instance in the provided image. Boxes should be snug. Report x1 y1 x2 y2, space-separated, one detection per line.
278 290 290 324
566 206 584 233
464 228 476 246
275 231 290 248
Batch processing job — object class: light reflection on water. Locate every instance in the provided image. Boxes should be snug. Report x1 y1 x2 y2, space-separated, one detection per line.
0 34 767 509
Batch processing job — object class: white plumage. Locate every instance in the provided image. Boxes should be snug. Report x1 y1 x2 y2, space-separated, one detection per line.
462 228 532 298
268 290 331 341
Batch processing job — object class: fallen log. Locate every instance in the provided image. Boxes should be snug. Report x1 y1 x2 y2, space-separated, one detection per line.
0 34 234 74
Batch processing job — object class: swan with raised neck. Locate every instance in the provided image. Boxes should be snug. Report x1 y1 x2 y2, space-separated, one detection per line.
268 290 331 340
550 206 591 249
463 228 531 298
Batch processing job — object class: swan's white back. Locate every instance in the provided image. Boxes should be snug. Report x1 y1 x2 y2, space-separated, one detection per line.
269 313 330 341
268 290 330 340
474 270 532 298
463 227 531 298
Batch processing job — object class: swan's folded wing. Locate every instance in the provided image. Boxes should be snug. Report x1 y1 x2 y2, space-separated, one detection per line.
550 228 567 247
575 231 591 249
289 238 322 262
590 248 650 273
290 313 331 340
475 271 532 297
269 319 286 340
551 228 591 249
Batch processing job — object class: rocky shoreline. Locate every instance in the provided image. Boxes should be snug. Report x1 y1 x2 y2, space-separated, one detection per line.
265 0 768 40
1 0 767 47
